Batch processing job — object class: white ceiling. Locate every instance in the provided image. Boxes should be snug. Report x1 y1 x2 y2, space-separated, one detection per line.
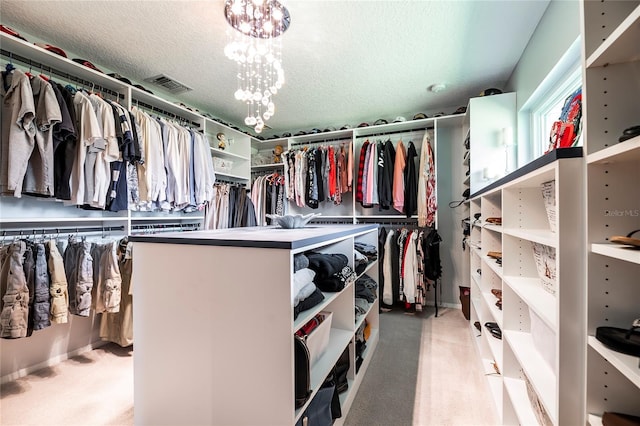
2 0 550 137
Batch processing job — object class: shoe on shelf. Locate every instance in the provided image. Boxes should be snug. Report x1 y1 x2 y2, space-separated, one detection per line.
484 322 502 339
487 251 502 259
610 229 640 248
495 300 502 310
596 319 640 357
474 321 481 332
490 288 502 299
618 125 640 143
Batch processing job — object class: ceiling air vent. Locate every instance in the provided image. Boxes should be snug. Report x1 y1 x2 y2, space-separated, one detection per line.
143 74 193 94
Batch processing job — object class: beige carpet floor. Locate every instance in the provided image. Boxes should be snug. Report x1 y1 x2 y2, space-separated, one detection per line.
0 309 497 426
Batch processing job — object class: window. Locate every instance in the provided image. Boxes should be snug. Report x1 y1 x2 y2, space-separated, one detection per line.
531 67 582 157
518 37 582 166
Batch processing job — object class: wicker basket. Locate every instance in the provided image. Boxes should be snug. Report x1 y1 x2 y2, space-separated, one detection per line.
532 242 556 295
541 180 556 233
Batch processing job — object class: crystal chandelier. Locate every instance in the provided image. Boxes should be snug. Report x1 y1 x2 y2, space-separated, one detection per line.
224 0 291 133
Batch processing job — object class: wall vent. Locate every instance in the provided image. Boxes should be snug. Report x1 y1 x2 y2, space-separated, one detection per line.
143 74 193 94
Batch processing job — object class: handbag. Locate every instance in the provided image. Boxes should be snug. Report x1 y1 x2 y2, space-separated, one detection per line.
294 334 311 408
334 345 350 394
295 387 334 426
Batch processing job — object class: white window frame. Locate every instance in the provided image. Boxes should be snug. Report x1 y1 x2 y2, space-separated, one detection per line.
531 66 582 158
518 37 582 166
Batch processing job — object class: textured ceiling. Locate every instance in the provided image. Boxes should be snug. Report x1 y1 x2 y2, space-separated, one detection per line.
2 0 550 137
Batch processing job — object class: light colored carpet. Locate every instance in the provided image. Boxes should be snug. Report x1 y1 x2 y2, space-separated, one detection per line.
0 309 497 426
0 343 133 426
345 307 499 426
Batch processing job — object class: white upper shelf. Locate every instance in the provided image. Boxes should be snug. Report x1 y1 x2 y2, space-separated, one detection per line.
587 5 640 68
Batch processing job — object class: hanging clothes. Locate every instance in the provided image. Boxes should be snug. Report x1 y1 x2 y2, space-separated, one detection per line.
379 225 442 312
50 81 77 201
418 132 436 227
392 140 406 213
204 183 257 229
0 241 30 338
356 140 369 205
0 68 36 198
281 143 351 210
378 139 395 210
404 141 418 218
100 237 133 347
23 75 61 197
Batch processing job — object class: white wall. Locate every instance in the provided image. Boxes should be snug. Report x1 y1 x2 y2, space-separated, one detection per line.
505 0 580 111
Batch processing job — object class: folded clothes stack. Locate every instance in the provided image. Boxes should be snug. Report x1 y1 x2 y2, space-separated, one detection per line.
307 252 356 292
354 242 377 262
354 250 368 275
293 253 324 319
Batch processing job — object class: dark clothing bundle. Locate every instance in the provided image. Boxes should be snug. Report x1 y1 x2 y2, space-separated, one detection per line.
355 275 377 303
354 242 377 261
306 253 356 292
294 288 325 320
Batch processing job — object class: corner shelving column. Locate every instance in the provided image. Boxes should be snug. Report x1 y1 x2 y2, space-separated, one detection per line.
500 153 584 426
582 1 640 422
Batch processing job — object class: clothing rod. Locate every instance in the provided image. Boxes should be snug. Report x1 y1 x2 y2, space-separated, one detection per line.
312 219 354 224
1 225 125 237
215 179 247 186
1 48 124 100
356 217 417 223
355 126 433 139
289 138 351 148
132 98 201 128
130 222 200 230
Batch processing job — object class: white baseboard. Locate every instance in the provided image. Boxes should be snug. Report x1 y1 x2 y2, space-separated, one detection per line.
1 340 108 384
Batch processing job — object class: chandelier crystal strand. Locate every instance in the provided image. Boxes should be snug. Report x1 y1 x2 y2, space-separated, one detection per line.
224 0 290 133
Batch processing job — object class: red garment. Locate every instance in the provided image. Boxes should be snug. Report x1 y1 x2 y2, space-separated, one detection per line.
328 146 337 199
355 141 369 202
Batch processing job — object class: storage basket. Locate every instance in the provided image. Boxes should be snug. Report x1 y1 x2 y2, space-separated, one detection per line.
213 157 234 173
531 242 556 295
524 372 553 426
540 180 556 233
304 311 332 366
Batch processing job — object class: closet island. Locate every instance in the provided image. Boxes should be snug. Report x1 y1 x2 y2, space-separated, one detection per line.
130 224 379 425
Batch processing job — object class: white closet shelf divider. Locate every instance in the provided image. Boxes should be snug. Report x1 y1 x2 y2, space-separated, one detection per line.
483 224 503 233
591 243 640 265
588 336 640 388
586 5 640 67
504 330 558 424
503 377 539 426
483 255 504 279
481 290 503 329
215 172 249 180
210 147 249 160
502 228 557 248
586 135 640 165
503 276 557 330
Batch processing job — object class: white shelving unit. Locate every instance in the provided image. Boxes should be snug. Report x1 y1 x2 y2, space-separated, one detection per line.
582 1 640 421
0 31 255 235
130 224 379 425
0 31 256 384
468 149 585 425
249 115 465 226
